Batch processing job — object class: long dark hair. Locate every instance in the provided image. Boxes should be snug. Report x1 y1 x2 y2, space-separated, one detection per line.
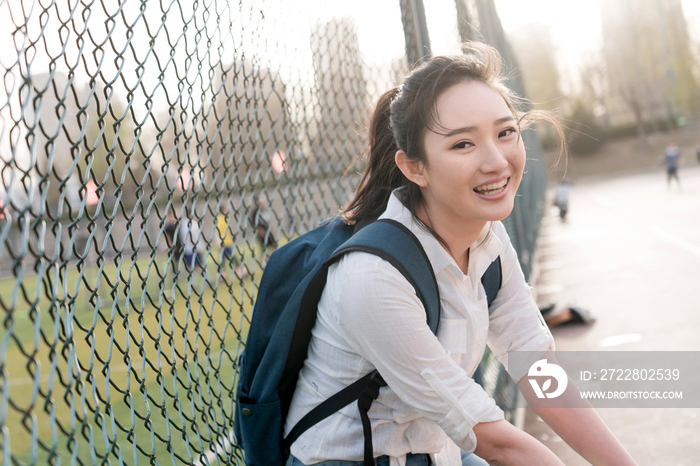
342 42 561 225
342 87 404 223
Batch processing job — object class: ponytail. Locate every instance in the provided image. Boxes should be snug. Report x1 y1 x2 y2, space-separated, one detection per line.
342 88 421 224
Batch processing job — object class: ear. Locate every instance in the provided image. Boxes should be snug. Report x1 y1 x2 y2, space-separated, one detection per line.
395 150 428 187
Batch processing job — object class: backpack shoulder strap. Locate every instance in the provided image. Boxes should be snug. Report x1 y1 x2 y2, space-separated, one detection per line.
481 256 502 308
330 218 441 333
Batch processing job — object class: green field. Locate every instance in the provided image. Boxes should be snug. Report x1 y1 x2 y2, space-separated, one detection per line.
0 244 267 465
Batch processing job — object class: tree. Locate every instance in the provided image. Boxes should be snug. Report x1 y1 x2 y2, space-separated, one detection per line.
600 0 699 138
579 58 610 127
567 100 605 155
618 84 647 143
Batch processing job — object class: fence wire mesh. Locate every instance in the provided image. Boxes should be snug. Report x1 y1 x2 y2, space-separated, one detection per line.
0 0 548 464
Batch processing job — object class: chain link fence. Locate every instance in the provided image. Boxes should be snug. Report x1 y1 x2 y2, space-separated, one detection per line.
0 0 548 464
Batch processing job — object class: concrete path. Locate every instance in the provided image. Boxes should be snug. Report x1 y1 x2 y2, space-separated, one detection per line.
526 165 700 465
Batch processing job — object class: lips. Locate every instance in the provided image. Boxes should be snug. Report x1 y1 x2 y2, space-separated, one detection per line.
474 177 509 196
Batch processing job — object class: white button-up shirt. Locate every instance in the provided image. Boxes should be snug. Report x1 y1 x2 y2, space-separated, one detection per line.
284 192 553 465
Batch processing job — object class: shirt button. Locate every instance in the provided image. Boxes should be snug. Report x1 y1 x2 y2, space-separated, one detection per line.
242 408 252 416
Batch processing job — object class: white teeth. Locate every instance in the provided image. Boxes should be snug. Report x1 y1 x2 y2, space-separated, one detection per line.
475 178 508 193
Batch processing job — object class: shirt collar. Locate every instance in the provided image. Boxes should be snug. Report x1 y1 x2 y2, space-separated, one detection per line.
378 190 502 282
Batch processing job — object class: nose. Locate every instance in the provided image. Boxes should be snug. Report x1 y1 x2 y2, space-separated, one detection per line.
480 140 510 173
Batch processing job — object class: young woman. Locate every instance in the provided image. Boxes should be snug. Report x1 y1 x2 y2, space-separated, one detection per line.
283 43 637 466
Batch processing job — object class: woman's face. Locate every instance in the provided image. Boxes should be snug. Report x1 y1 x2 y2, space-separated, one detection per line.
417 80 525 229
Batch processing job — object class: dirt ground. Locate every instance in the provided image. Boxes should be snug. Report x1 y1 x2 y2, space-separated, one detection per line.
543 122 700 183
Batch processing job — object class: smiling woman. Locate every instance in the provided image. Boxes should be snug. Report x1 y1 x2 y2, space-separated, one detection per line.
343 45 559 273
396 81 526 272
282 42 636 466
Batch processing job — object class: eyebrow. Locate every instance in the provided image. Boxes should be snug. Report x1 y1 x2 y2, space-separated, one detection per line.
441 116 516 137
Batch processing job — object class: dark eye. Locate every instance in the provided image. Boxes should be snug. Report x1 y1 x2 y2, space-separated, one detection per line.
451 141 473 150
499 128 517 138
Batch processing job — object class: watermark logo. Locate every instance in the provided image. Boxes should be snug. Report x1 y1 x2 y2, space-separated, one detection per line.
528 359 568 398
510 351 695 408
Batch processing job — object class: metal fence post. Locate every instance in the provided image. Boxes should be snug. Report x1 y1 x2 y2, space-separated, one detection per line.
399 0 432 67
454 0 475 45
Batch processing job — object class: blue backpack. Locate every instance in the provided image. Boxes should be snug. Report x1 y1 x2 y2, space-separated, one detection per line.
233 217 501 466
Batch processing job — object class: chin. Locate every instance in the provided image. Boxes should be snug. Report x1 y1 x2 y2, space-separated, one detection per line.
488 204 515 222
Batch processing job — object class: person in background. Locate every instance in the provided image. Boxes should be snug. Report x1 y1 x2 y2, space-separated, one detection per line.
179 205 203 272
663 143 682 190
164 209 183 282
251 194 277 264
216 205 246 277
164 209 181 258
216 205 234 261
553 179 571 222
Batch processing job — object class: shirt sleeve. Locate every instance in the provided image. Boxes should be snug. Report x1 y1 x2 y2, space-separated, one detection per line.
486 222 554 382
334 257 504 453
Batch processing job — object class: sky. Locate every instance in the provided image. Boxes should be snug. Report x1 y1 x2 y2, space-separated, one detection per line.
494 0 700 93
3 0 700 169
3 1 700 87
4 1 699 101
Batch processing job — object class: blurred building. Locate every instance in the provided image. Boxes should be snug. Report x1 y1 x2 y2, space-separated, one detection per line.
19 72 141 215
310 17 368 176
600 0 698 126
17 72 110 214
18 72 80 214
208 60 289 193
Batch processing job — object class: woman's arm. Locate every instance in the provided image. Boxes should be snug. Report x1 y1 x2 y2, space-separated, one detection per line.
473 420 564 466
518 358 638 466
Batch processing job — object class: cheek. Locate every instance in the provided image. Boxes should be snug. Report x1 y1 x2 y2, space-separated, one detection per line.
512 142 526 174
